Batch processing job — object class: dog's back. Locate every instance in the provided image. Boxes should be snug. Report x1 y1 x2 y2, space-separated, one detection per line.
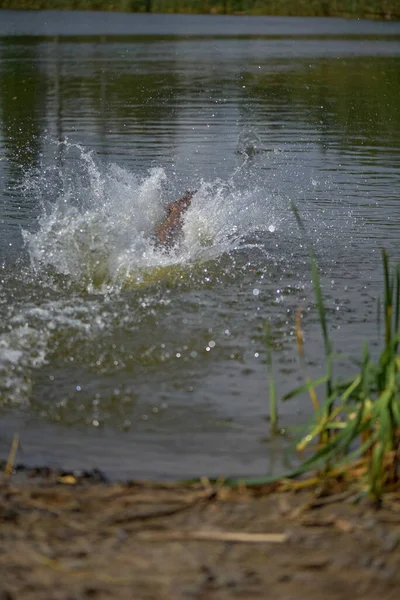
155 191 195 250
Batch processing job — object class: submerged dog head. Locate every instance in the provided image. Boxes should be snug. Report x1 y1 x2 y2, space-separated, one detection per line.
166 190 194 215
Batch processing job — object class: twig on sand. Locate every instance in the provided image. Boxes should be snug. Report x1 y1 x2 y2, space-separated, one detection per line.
137 530 288 544
105 485 218 525
2 433 19 485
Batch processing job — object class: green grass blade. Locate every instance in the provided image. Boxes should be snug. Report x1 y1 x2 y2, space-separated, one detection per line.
264 322 278 432
281 375 329 402
339 373 362 403
382 248 392 347
290 200 307 236
310 253 331 361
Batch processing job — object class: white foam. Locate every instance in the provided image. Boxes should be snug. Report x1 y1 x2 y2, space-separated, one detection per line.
23 140 286 290
0 324 50 405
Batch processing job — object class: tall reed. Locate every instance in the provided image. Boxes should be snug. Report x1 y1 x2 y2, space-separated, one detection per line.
264 321 278 433
243 248 400 500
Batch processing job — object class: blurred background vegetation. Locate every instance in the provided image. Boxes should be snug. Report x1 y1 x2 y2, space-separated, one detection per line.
0 0 398 20
1 34 399 177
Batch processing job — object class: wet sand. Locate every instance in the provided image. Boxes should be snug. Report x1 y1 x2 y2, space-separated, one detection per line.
1 466 400 599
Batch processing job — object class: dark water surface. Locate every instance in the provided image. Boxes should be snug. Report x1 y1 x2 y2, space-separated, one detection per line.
0 11 400 479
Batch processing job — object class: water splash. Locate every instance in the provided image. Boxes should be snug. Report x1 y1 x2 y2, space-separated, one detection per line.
1 138 349 418
22 140 290 292
2 139 300 411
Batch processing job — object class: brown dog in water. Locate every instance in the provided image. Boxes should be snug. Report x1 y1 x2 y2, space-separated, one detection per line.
155 190 195 250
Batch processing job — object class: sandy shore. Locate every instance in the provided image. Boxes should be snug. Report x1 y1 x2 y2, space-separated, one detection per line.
1 465 400 599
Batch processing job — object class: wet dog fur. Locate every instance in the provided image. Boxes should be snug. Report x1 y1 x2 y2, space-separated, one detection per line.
155 190 195 250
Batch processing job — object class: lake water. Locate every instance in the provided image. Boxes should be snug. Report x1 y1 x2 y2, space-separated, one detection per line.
0 10 399 479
